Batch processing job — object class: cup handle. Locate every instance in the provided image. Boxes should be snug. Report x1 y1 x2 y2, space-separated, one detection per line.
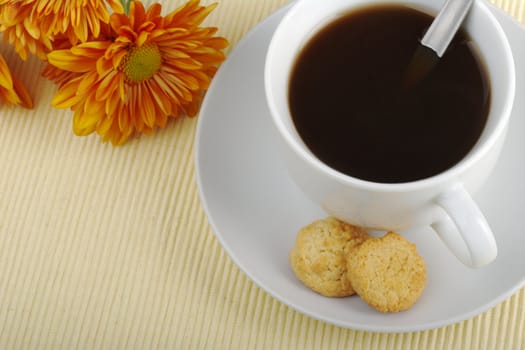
431 184 497 268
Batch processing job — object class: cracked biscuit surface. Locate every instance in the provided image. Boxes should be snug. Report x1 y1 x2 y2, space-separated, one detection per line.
289 217 370 297
346 231 427 312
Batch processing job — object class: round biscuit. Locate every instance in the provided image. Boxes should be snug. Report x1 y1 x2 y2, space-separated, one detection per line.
289 217 370 297
346 231 427 312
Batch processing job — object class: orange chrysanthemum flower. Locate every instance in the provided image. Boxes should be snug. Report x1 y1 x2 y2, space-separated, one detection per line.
0 0 123 60
0 53 32 108
0 1 51 60
47 0 228 145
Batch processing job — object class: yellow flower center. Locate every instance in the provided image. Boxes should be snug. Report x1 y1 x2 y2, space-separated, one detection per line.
120 43 162 83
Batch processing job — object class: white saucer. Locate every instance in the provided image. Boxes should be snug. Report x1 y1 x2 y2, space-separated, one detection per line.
195 2 525 332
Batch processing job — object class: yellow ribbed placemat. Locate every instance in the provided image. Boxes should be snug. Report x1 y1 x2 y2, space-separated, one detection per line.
1 0 524 349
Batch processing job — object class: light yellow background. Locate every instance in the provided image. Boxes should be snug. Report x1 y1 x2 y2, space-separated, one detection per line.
1 0 524 349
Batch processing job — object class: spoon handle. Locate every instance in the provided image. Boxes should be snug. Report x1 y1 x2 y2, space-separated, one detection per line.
421 0 474 57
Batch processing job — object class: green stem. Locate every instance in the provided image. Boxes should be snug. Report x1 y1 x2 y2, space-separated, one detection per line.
120 0 131 15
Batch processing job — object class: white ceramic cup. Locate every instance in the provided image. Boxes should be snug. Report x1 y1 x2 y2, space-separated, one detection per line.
265 0 515 267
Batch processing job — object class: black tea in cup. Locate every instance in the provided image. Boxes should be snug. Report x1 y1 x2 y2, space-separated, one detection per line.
288 4 490 183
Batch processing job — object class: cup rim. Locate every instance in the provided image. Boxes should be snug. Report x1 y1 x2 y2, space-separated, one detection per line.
264 0 516 192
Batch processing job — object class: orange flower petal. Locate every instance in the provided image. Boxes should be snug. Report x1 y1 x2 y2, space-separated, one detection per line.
0 57 14 89
73 109 99 136
78 71 100 95
70 41 111 57
130 2 147 30
97 109 117 135
48 50 97 72
95 70 119 101
12 76 33 109
52 78 83 108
